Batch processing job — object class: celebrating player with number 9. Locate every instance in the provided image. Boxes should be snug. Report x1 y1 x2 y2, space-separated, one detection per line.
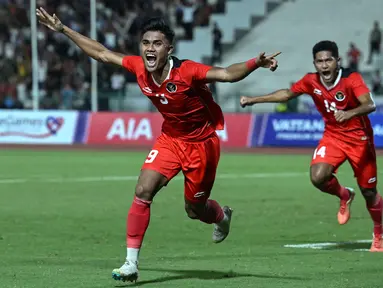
240 40 382 252
36 6 282 283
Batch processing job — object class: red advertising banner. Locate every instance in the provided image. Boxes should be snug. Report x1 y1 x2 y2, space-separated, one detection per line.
86 112 163 145
86 112 251 148
216 113 252 148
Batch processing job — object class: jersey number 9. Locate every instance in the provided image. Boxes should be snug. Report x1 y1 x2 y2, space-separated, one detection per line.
156 93 168 105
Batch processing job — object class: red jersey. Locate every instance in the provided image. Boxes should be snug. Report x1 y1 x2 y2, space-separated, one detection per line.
291 69 373 143
122 56 224 141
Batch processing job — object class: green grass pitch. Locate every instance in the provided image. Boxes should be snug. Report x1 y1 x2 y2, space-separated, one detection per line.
1 149 382 288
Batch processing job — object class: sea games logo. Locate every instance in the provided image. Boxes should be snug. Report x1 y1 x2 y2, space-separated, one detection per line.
0 115 64 138
45 116 64 135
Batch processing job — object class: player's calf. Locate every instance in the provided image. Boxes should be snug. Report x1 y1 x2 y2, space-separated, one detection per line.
185 200 224 223
310 164 350 200
310 163 354 224
113 169 169 283
360 187 383 243
185 199 233 243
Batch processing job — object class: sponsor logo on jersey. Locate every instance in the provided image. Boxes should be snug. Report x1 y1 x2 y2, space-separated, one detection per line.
194 191 205 198
314 89 322 95
368 177 377 184
166 82 177 93
335 91 346 101
143 87 152 93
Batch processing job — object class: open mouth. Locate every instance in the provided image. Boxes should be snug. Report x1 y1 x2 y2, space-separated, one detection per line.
321 71 332 80
146 53 157 68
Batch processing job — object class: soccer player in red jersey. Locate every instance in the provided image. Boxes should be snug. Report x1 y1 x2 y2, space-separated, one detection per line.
240 40 383 252
37 8 281 281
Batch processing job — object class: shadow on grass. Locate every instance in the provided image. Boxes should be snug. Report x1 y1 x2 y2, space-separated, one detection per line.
116 267 307 287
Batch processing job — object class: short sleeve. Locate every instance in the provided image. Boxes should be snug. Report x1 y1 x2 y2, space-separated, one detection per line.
291 74 312 95
182 60 213 83
349 72 370 97
122 56 142 75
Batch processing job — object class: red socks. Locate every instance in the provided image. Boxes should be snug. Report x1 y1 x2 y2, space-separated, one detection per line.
320 176 349 201
126 196 151 249
366 193 383 236
199 199 224 224
126 197 223 250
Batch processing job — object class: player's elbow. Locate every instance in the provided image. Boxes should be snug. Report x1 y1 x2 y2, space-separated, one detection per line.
280 89 295 102
221 69 242 83
369 104 376 113
221 70 235 83
280 94 290 102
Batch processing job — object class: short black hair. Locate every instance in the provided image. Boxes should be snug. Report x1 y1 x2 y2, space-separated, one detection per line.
312 41 339 59
140 17 175 44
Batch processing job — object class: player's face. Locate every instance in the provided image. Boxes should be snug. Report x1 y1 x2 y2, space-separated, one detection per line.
313 51 339 84
140 31 174 73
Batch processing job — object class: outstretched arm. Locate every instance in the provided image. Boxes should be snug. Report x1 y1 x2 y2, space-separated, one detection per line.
36 7 125 66
205 52 281 83
240 89 300 107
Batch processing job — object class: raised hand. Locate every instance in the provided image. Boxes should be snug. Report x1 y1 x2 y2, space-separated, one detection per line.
36 7 64 33
240 96 253 108
256 52 281 72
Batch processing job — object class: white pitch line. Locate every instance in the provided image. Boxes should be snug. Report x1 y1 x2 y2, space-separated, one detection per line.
284 240 372 252
0 171 308 185
0 179 27 184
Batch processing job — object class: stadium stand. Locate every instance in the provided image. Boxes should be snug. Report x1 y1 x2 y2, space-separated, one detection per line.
0 0 226 110
216 0 383 112
0 0 382 112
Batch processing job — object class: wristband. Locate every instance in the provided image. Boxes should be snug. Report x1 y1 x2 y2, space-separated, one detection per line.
246 58 258 71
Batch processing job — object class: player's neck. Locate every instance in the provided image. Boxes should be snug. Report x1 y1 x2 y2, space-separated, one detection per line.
321 69 341 89
151 60 171 85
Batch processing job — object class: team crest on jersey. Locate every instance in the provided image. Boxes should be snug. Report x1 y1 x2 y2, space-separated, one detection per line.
166 82 177 93
335 91 346 101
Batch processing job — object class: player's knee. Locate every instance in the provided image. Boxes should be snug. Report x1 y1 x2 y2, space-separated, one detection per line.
360 187 377 203
184 203 202 220
186 209 199 220
135 183 155 201
310 173 326 188
310 168 331 188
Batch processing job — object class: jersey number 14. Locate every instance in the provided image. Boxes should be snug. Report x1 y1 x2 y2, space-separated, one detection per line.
324 100 338 113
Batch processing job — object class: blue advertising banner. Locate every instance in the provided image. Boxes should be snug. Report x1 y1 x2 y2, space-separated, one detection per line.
371 114 383 148
251 113 383 148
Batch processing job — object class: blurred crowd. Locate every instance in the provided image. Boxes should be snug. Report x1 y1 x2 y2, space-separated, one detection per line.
0 0 225 109
0 0 381 111
346 21 382 94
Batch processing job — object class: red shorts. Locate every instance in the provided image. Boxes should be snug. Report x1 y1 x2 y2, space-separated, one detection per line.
142 133 220 203
311 135 377 188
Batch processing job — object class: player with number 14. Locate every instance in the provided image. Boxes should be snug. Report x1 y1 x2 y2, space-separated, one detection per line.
240 41 383 252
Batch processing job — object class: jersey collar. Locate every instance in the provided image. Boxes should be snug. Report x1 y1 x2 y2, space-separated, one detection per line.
151 57 174 87
320 69 342 91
